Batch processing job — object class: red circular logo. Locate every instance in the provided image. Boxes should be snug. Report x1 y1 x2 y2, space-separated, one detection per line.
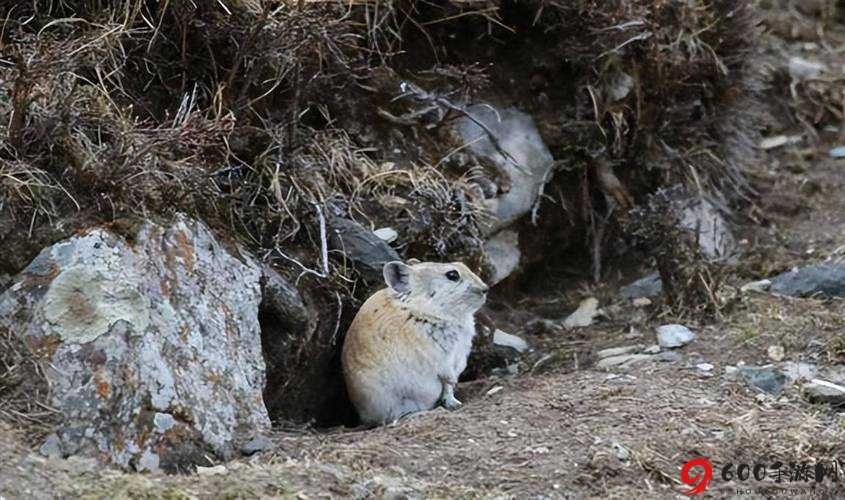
680 457 713 496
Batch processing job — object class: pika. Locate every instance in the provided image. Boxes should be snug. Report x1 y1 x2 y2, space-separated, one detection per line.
342 260 489 426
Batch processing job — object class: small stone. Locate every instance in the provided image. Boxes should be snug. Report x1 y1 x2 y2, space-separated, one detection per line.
739 366 788 396
725 365 738 376
803 379 845 407
197 465 227 476
137 450 161 473
39 434 62 460
372 227 398 243
153 412 175 433
526 318 564 335
607 71 634 102
656 324 696 348
620 273 662 300
643 345 661 354
759 135 801 150
563 297 600 329
240 435 273 456
329 217 400 281
740 279 772 293
486 386 504 397
654 351 682 363
788 56 826 81
770 264 845 298
492 329 530 353
623 327 643 340
678 197 735 259
595 354 653 370
696 363 714 372
632 297 652 308
597 345 641 359
483 230 521 286
829 146 845 158
779 362 817 383
612 441 631 461
767 345 785 362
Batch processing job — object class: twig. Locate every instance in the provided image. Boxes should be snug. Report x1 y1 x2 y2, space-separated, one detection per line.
273 202 330 284
596 31 652 60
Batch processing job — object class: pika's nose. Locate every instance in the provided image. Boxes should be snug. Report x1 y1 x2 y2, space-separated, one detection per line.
478 284 489 294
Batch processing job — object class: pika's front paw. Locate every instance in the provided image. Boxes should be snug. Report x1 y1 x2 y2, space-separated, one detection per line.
442 395 463 411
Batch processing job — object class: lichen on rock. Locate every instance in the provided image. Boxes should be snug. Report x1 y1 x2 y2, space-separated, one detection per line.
0 215 271 472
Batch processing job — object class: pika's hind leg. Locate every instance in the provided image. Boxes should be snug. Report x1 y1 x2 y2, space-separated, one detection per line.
438 375 462 410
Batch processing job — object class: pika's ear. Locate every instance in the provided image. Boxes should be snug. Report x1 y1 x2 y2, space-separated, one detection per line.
383 261 412 293
406 258 421 265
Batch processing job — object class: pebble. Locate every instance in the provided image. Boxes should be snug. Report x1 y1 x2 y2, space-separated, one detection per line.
240 435 273 456
740 279 772 293
738 366 788 396
493 329 530 353
595 354 654 370
620 273 662 300
197 465 227 476
802 379 845 407
656 324 696 348
597 345 641 359
767 345 785 362
563 298 600 329
654 351 682 363
39 434 62 460
779 362 817 383
372 227 398 243
632 297 652 308
486 386 504 397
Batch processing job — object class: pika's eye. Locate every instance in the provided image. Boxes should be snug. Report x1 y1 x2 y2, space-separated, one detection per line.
445 270 460 282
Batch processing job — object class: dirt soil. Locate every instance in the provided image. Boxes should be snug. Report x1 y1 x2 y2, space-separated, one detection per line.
2 145 844 500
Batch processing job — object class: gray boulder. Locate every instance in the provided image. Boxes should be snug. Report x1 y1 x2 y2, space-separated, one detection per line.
329 217 400 281
0 216 270 472
620 273 663 300
770 264 845 298
454 104 555 235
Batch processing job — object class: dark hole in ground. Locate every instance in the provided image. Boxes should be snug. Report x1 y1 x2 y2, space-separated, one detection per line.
258 291 359 429
255 0 654 431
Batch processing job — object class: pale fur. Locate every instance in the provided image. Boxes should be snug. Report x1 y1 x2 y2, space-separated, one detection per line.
342 261 488 426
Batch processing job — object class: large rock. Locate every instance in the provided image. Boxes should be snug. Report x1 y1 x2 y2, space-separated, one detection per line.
770 264 845 298
0 216 271 472
455 104 555 235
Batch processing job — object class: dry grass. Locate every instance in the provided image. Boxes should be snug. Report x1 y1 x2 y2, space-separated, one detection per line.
0 0 766 425
0 328 61 443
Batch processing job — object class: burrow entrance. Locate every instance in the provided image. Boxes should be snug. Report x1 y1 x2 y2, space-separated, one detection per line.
255 0 754 428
